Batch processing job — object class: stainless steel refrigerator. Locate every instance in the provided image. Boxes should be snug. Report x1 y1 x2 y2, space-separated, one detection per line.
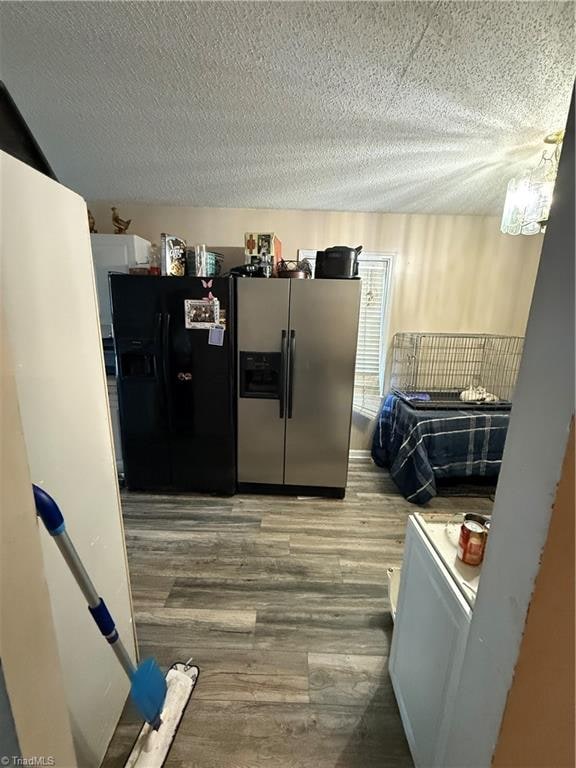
237 278 361 497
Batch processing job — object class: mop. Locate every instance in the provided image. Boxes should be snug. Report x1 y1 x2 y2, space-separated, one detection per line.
33 485 198 768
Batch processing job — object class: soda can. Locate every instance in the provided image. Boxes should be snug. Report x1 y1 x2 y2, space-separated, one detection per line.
457 519 487 566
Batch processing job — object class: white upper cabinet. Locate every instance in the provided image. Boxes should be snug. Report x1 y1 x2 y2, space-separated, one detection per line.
90 234 150 336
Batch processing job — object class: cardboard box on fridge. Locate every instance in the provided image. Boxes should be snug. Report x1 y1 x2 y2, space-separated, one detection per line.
244 232 282 265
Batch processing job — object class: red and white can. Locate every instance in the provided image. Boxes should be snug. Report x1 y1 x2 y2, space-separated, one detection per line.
457 520 487 566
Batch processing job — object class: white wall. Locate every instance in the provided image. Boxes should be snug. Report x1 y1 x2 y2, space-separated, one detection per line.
1 153 136 767
89 203 544 448
444 95 574 766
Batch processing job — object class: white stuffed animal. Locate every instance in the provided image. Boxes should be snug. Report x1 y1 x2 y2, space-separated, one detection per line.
460 386 498 403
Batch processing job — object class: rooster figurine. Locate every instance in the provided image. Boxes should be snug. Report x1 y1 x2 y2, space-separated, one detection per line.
87 209 97 233
111 206 131 234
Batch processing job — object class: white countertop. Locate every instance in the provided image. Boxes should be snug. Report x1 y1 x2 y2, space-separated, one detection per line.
414 513 483 607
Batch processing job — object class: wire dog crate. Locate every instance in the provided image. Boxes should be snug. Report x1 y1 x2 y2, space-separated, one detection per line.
390 333 524 410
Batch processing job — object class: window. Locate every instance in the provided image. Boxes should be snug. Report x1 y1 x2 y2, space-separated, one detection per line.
298 251 394 417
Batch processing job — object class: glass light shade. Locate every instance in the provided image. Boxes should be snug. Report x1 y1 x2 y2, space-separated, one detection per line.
524 156 555 232
500 173 538 235
501 144 559 236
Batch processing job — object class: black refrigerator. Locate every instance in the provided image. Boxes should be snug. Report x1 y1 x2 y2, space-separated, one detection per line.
110 275 236 494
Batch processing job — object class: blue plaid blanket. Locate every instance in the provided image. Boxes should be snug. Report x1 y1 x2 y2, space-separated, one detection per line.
371 394 510 504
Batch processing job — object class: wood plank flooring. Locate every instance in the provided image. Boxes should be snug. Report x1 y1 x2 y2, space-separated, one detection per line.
103 459 493 768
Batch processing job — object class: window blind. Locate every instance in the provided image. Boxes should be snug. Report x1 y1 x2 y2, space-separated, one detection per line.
298 251 394 416
354 258 391 414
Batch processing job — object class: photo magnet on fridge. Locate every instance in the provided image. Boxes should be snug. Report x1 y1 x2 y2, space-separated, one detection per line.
184 298 220 329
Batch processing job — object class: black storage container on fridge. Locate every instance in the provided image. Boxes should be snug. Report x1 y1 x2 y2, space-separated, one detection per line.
314 245 361 279
110 275 236 494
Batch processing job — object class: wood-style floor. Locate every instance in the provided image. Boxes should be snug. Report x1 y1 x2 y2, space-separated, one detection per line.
103 459 493 768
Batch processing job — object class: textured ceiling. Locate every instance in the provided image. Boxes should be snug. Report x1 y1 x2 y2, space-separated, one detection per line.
0 1 574 214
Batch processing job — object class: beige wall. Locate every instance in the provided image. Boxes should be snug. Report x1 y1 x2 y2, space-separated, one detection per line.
90 203 543 448
492 421 574 768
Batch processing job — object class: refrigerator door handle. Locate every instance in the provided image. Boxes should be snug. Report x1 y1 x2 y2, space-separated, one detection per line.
287 330 296 419
279 330 287 419
161 312 173 430
153 312 163 376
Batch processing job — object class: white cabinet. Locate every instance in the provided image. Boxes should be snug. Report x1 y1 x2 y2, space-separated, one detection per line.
389 516 472 768
90 234 150 336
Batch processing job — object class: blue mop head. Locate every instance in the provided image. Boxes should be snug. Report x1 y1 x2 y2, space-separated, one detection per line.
130 658 167 728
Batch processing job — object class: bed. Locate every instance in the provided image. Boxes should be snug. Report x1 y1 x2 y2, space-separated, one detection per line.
372 393 511 504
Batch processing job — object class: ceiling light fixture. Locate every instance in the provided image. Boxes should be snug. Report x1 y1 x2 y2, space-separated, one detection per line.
500 130 564 236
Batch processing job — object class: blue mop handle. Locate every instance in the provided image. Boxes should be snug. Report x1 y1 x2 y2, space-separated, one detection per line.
33 485 136 681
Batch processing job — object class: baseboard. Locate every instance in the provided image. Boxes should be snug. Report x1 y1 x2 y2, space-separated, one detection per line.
349 449 371 459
